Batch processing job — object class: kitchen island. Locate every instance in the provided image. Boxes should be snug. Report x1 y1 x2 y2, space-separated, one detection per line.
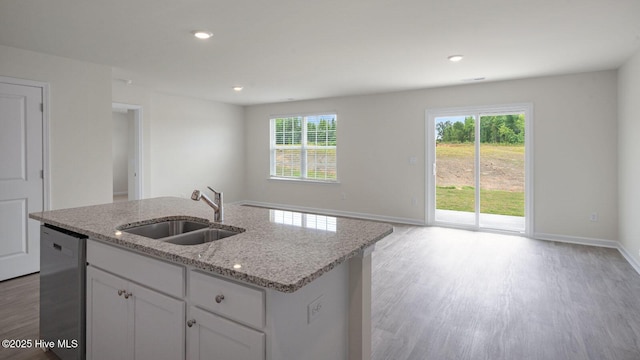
30 197 393 360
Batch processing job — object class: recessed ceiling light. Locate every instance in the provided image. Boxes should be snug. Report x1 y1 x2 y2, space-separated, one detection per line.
448 55 464 62
192 30 213 39
233 86 243 92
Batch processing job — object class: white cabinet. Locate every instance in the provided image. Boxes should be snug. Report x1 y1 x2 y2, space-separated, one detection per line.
187 269 265 360
189 270 265 328
85 239 351 360
187 306 265 360
86 266 130 360
131 281 185 360
87 266 185 360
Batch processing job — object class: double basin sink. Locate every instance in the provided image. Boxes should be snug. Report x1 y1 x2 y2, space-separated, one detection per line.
120 220 241 246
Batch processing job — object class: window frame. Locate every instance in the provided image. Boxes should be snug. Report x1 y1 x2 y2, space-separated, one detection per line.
269 113 338 183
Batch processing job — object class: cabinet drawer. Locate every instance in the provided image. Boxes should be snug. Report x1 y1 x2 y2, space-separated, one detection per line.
189 270 265 328
87 239 185 298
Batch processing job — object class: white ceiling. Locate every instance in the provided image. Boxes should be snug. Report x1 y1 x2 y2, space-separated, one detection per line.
1 0 639 105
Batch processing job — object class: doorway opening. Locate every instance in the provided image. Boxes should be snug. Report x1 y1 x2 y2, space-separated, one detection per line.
111 103 143 202
426 104 533 235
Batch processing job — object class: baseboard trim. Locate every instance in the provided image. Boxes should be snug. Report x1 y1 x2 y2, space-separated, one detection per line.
534 232 640 276
237 200 426 226
617 244 640 274
533 232 618 248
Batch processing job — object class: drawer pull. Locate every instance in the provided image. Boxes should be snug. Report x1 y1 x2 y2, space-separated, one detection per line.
118 289 125 296
215 294 225 304
187 319 196 328
124 291 133 299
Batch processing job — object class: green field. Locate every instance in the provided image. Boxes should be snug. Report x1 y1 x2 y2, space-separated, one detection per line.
436 186 524 216
436 143 524 217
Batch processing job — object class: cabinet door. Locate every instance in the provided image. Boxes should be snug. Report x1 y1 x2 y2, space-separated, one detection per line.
86 266 132 360
131 282 186 360
188 306 265 360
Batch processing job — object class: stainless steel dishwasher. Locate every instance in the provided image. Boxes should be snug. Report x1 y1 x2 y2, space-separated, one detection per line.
40 224 88 360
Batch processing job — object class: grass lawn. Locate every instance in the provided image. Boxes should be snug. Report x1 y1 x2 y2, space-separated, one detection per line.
436 186 524 217
436 142 525 154
436 143 524 216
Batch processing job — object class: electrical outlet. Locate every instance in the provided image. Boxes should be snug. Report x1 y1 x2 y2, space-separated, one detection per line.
409 156 417 165
307 295 324 324
590 213 598 222
341 193 347 201
411 197 418 206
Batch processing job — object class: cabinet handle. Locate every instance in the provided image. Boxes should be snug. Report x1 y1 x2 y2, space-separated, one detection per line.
187 319 196 328
118 289 125 296
124 292 133 299
215 294 225 304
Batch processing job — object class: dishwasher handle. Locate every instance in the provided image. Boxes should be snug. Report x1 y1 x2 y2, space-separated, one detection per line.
46 239 73 257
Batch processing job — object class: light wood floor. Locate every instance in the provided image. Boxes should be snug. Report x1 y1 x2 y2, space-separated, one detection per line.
0 273 59 360
2 226 640 359
372 226 640 360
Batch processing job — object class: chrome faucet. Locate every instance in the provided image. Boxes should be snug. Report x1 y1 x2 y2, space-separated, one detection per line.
191 186 223 222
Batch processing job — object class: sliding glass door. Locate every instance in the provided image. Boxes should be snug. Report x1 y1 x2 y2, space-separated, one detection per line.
478 114 526 231
427 104 532 234
434 114 477 226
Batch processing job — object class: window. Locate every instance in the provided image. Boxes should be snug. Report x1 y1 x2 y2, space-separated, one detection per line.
270 114 337 181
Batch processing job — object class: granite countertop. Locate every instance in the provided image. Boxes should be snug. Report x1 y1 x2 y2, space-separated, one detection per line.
30 197 393 293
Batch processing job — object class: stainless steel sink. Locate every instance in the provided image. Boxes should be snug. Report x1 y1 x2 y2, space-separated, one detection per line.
121 220 209 239
164 228 240 245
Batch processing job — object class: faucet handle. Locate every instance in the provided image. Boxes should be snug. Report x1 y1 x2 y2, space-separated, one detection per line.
206 186 223 222
191 190 202 200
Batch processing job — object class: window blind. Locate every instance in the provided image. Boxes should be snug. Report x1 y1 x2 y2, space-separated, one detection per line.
270 114 337 181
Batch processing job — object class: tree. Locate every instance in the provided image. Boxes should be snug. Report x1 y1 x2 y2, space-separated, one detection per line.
436 121 447 142
464 117 475 142
306 117 336 146
437 114 524 144
275 117 302 145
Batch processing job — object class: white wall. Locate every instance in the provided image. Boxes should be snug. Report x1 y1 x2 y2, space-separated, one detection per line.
112 81 152 197
618 48 640 264
1 42 618 244
0 45 112 209
0 44 244 210
245 71 618 241
149 93 245 201
112 111 129 195
113 82 245 203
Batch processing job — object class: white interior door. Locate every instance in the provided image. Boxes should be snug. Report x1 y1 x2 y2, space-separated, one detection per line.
0 81 43 281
